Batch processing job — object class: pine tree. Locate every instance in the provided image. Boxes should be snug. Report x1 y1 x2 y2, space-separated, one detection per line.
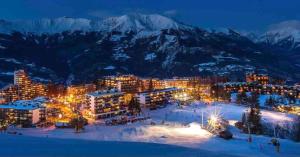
293 116 300 141
287 95 296 104
265 96 276 107
241 112 246 125
248 92 262 134
222 91 231 101
70 116 86 133
148 78 154 91
236 91 247 105
128 97 141 115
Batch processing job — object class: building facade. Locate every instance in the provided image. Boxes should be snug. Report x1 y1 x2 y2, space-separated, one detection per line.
0 84 18 103
137 87 180 108
139 78 165 92
85 89 126 119
0 70 48 102
246 73 269 85
0 98 46 127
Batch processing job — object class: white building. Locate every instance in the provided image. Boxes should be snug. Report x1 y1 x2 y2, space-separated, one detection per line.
85 89 126 119
0 97 47 127
137 87 180 108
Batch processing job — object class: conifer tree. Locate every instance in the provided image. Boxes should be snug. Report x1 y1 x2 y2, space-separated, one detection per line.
128 97 141 115
294 116 300 141
148 78 154 91
247 92 262 134
265 96 276 107
236 91 247 105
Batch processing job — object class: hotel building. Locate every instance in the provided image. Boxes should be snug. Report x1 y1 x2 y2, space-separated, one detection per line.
137 87 181 108
85 89 126 119
99 75 140 93
246 73 269 85
67 84 96 96
0 70 48 102
139 78 165 92
0 84 18 103
0 98 47 127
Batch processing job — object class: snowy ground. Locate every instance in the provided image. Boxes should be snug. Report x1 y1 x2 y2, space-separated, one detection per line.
0 134 232 157
2 102 300 157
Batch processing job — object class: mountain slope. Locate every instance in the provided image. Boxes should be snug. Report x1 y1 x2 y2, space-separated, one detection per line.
0 14 299 86
258 20 300 51
0 14 191 34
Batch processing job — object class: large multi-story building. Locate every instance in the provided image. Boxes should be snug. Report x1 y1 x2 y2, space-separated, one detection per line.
116 75 139 93
14 70 33 100
246 73 269 85
0 84 18 103
98 75 140 93
139 78 165 92
66 84 97 106
0 70 48 102
33 83 48 97
67 84 96 96
137 87 181 108
47 84 66 97
164 76 222 101
164 77 190 89
0 98 47 127
213 82 300 101
85 89 126 119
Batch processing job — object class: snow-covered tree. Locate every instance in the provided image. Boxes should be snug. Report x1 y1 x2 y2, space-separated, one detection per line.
70 116 87 133
286 94 296 104
265 96 277 107
236 91 248 105
293 116 300 141
247 92 262 134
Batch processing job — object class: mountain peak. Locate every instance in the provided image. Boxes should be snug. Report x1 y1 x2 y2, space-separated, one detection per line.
265 20 300 43
0 14 191 34
100 13 190 32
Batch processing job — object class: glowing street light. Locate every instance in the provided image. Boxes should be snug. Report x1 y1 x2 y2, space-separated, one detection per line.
58 114 63 119
210 115 218 123
208 114 219 129
207 108 221 131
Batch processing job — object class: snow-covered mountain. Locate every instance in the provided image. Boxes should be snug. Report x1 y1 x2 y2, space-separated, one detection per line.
0 17 91 34
257 20 300 50
0 14 191 34
266 20 300 43
0 14 299 86
98 14 191 32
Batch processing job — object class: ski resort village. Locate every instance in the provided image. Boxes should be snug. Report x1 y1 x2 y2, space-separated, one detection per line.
0 70 300 156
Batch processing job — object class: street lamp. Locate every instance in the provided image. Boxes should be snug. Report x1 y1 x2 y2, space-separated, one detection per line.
58 114 63 119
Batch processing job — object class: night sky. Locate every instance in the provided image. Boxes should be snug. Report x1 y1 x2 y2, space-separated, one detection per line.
1 0 300 31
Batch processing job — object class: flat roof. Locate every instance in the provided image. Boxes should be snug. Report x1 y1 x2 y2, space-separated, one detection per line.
87 90 123 97
139 87 179 95
0 97 47 110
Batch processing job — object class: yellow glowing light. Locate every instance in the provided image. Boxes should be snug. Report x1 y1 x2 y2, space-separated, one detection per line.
210 115 218 123
208 110 222 130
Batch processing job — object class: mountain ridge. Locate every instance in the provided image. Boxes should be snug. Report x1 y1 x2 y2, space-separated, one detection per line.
0 14 299 86
0 14 191 34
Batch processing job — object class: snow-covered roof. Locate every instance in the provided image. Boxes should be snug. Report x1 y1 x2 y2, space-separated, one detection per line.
0 102 40 110
87 89 123 97
0 97 47 110
216 82 247 86
139 87 180 95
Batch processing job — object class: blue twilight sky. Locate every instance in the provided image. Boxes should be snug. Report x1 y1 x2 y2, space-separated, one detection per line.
0 0 300 31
